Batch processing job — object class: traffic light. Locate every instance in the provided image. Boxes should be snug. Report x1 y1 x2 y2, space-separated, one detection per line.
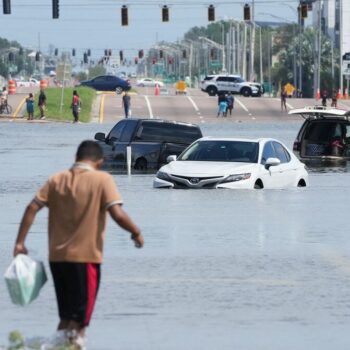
321 17 326 34
3 0 11 14
108 49 112 56
121 5 128 26
244 3 250 21
134 57 138 64
168 57 173 64
19 48 23 55
54 48 58 56
35 52 40 62
72 48 76 56
159 50 163 59
182 50 187 59
162 5 169 22
208 4 215 22
138 49 144 59
301 2 308 19
152 57 156 65
52 0 59 19
87 49 91 56
210 48 216 60
119 50 123 62
8 52 14 62
83 52 88 64
104 49 108 56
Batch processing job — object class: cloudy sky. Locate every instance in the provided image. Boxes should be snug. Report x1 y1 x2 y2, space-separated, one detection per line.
1 0 304 58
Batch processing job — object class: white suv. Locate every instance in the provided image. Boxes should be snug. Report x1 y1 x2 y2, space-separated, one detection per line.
200 74 262 97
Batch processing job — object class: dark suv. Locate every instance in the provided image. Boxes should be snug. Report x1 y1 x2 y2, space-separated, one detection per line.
78 75 131 94
290 106 350 161
95 118 203 171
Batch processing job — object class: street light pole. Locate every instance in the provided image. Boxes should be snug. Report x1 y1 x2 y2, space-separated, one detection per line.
340 0 343 94
250 0 256 81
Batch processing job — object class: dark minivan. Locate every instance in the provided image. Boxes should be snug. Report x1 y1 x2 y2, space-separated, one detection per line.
289 106 350 161
95 118 203 171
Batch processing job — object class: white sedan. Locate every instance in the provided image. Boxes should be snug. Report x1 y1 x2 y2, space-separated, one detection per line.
136 78 164 87
153 137 309 189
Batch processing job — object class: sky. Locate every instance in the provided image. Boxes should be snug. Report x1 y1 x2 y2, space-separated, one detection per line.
1 0 303 59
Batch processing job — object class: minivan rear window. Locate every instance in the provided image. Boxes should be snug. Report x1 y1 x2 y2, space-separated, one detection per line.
137 122 202 144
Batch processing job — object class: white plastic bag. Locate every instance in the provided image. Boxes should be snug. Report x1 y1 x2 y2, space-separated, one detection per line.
4 254 47 306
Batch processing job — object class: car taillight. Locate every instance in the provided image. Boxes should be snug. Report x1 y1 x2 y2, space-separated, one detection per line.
293 141 300 151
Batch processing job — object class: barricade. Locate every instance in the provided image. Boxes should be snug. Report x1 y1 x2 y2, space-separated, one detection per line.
8 80 16 95
315 88 320 100
155 83 160 96
40 79 48 90
337 88 342 100
344 88 349 100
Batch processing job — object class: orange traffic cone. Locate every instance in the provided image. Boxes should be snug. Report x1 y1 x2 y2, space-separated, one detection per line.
155 83 160 96
316 88 320 100
337 88 342 100
345 88 349 100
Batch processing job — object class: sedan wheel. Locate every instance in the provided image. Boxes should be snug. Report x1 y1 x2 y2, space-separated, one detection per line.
115 87 123 94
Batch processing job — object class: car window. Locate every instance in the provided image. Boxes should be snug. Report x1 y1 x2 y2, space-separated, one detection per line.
261 142 276 164
120 120 138 142
204 76 214 81
106 76 116 81
216 77 229 82
226 77 238 82
93 76 106 82
272 142 290 163
136 122 202 144
178 140 259 163
107 120 127 141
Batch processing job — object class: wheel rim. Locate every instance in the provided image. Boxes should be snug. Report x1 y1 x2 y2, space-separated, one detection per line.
116 87 122 94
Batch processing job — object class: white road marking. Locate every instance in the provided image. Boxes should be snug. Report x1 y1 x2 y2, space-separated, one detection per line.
144 95 153 119
187 96 200 112
235 97 249 113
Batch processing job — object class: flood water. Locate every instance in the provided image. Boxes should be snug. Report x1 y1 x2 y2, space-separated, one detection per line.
1 121 350 349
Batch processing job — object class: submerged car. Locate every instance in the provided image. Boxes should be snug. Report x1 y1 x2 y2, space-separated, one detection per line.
154 137 308 189
289 106 350 162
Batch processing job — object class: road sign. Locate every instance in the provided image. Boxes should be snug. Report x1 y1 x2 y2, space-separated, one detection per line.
56 63 72 81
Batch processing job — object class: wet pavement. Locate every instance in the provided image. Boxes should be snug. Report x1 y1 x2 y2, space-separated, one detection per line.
1 121 350 349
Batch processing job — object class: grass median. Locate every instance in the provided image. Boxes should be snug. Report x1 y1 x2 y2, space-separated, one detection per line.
33 86 96 122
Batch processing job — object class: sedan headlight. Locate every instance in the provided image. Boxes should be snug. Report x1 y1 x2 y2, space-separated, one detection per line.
156 171 171 181
221 173 251 183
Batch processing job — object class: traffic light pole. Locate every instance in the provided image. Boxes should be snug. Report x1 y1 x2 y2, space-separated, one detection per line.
340 0 343 95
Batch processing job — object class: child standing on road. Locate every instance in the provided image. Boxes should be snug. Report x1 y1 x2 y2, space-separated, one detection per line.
217 100 228 117
71 90 81 123
26 93 34 120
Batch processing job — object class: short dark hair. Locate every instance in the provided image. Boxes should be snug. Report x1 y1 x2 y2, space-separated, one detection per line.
76 140 103 161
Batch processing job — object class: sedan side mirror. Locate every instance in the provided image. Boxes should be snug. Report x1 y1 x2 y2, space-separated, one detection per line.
167 155 177 163
94 132 106 142
265 157 281 169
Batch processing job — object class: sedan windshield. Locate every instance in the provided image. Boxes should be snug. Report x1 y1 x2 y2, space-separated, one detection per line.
178 140 259 163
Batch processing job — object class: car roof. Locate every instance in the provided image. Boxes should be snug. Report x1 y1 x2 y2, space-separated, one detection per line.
198 136 275 143
288 106 350 119
127 118 199 127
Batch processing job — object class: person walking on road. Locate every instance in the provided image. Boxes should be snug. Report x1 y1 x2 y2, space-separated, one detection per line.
226 93 234 116
13 140 144 349
281 86 287 111
0 86 8 108
26 93 34 120
71 90 81 123
38 89 47 120
321 89 328 107
331 89 338 108
122 91 131 118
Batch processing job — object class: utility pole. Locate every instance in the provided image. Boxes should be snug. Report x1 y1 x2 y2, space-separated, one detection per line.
340 0 343 94
298 6 303 95
249 0 256 81
242 23 247 80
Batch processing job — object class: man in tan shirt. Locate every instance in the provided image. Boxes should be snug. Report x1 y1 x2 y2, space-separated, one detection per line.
13 140 144 348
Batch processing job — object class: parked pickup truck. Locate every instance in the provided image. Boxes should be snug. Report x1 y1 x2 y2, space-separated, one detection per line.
94 118 203 171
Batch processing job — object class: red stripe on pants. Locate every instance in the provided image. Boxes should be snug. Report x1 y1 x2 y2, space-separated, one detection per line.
84 263 98 326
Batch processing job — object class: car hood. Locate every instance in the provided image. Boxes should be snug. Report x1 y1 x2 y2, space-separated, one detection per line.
160 161 257 177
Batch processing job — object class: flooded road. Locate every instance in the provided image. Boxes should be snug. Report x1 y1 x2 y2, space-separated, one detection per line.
1 121 350 349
